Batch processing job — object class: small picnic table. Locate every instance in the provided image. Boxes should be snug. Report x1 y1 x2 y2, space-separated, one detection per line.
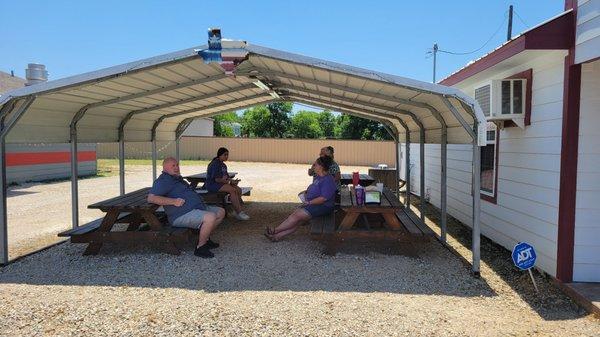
340 173 375 186
184 172 237 189
336 186 434 240
59 187 190 255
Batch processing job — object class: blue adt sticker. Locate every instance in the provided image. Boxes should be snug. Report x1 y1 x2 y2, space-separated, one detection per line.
512 242 537 270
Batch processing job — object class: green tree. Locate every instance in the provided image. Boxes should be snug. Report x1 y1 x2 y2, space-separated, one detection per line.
317 110 336 138
213 112 239 137
266 102 293 138
336 114 392 140
241 105 271 137
241 103 293 138
290 111 323 139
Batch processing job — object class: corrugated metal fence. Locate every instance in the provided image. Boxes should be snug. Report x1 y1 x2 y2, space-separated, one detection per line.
97 137 396 166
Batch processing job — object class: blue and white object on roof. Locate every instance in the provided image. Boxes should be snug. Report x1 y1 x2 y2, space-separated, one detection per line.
197 28 248 75
512 242 537 270
198 28 223 63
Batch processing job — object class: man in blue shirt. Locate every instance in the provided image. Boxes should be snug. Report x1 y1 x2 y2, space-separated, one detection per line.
148 157 225 258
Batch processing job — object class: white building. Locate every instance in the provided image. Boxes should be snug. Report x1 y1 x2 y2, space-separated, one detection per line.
181 118 214 136
0 71 96 183
408 1 600 283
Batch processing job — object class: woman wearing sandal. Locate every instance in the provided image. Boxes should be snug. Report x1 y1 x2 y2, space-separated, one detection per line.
266 156 336 241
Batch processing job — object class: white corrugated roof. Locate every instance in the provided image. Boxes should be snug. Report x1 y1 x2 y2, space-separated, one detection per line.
0 42 486 145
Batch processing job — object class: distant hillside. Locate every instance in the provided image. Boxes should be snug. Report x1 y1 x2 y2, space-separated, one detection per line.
0 71 26 95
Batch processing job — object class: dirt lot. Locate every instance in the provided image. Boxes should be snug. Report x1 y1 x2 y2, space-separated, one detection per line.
0 161 598 336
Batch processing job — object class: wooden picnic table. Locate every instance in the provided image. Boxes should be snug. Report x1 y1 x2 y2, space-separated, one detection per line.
336 186 434 240
59 187 190 255
184 172 237 189
340 173 375 186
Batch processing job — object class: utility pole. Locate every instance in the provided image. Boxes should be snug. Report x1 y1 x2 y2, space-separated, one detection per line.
507 5 513 41
432 43 438 83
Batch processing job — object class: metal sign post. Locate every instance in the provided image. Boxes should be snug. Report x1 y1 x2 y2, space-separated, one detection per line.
512 242 539 293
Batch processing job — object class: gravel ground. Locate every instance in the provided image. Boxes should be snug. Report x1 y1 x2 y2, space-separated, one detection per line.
0 161 598 336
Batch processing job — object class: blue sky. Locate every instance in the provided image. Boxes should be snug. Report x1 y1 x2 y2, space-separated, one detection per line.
1 1 564 113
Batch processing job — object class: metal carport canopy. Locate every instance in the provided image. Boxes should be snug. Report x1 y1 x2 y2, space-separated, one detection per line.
0 39 486 275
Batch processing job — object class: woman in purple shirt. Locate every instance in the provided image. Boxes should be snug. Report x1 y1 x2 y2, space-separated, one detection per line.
265 156 336 241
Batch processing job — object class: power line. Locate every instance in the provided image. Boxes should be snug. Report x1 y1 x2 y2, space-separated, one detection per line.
432 11 509 56
513 9 529 28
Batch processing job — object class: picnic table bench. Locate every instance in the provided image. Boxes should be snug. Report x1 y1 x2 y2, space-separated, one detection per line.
340 173 375 186
58 187 190 255
184 172 237 189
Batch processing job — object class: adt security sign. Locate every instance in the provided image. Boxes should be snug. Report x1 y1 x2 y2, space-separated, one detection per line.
512 242 537 270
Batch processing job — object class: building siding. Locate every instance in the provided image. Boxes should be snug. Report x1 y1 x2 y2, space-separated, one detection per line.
573 59 600 281
6 143 97 183
407 53 566 277
576 0 600 64
182 118 214 137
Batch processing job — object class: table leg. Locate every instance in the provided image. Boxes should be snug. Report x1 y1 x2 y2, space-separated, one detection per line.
83 243 103 255
126 213 143 231
360 214 371 230
140 210 164 231
382 213 402 230
161 241 182 255
84 209 120 255
140 210 182 255
339 212 359 231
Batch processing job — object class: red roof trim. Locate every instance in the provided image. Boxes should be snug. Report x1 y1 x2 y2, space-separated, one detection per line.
440 12 574 86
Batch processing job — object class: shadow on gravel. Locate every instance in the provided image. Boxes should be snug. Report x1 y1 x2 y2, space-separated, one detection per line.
6 187 38 197
0 201 497 298
411 195 589 321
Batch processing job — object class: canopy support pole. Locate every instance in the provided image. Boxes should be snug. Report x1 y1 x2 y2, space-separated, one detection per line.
175 118 193 162
472 124 482 277
0 97 36 265
69 125 79 229
394 133 400 196
68 106 90 229
418 128 425 225
426 107 448 243
404 127 411 208
151 117 166 180
118 133 125 196
439 120 448 242
395 119 411 207
443 97 481 276
382 124 397 142
152 140 157 180
151 125 158 181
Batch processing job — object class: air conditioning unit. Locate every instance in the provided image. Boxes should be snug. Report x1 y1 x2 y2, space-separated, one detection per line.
474 79 526 128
